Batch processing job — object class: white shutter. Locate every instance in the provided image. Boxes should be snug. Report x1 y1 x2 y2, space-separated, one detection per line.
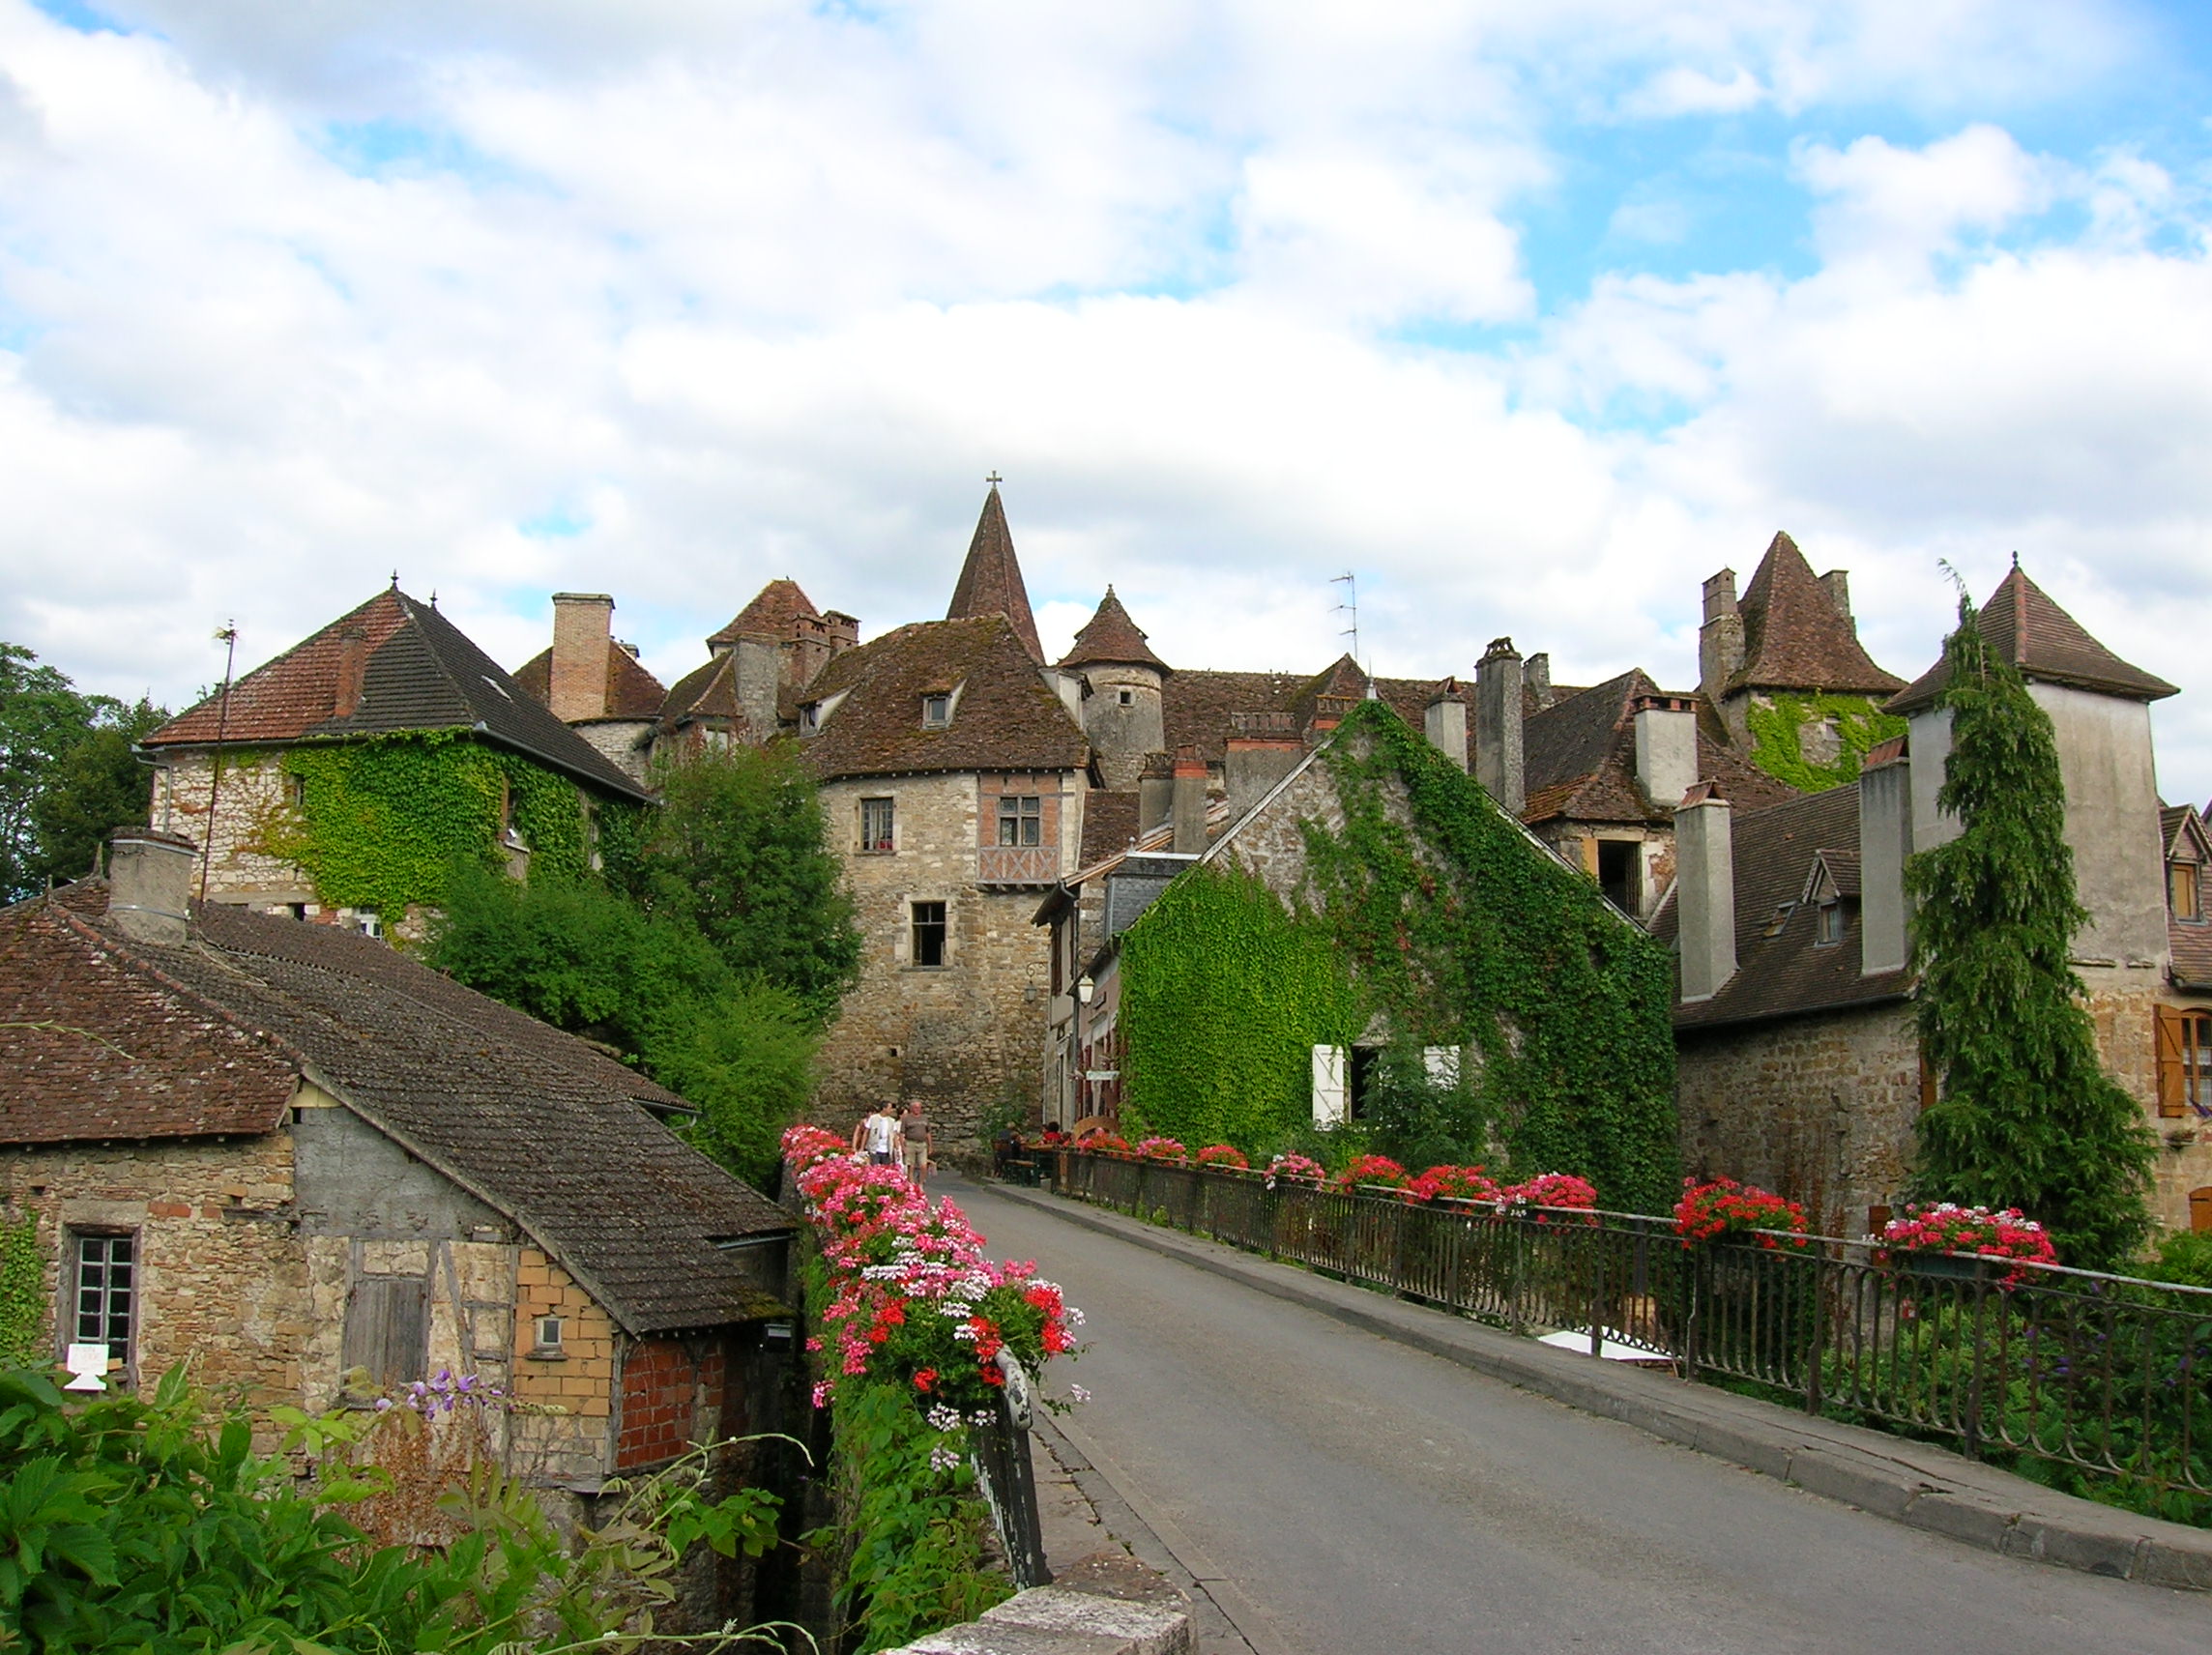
1311 1045 1348 1128
1423 1045 1462 1087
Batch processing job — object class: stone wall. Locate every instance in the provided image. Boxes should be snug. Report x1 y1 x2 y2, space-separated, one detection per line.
1676 1001 1922 1237
0 1133 311 1421
151 750 315 907
814 771 1074 1154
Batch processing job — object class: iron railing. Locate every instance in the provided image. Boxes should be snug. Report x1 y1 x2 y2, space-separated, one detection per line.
1055 1151 2212 1506
969 1349 1051 1590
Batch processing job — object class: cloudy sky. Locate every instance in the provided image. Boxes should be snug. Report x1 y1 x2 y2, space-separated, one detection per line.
4 0 2211 804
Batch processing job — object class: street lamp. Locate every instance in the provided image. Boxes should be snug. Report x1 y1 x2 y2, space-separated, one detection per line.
1074 975 1094 1122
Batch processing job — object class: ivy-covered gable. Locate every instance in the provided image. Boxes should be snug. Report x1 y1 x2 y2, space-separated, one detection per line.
1118 701 1678 1210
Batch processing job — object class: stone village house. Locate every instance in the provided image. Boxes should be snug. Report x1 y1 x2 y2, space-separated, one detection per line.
140 583 653 939
517 489 1886 1149
1660 565 2212 1239
0 830 794 1511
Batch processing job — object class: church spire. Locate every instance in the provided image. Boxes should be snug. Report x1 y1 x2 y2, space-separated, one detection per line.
946 479 1043 661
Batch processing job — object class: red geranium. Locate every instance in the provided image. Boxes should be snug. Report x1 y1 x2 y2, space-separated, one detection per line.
1194 1145 1250 1170
1332 1154 1411 1192
1674 1176 1810 1250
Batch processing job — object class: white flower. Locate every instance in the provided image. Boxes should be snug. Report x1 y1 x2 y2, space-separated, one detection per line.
1066 1307 1087 1327
926 1404 963 1432
928 1445 963 1474
1068 1385 1091 1405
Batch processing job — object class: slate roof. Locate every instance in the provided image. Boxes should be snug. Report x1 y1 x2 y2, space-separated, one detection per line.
1 884 790 1335
1654 784 1912 1030
1729 534 1905 697
709 578 821 649
1888 566 2179 713
511 643 668 722
1060 589 1168 672
147 589 651 801
800 615 1088 781
946 487 1043 662
1521 671 1799 827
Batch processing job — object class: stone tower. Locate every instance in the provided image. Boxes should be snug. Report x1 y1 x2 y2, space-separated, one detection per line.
1059 588 1169 790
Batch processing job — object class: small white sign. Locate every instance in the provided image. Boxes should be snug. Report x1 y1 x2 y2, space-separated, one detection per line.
63 1343 110 1392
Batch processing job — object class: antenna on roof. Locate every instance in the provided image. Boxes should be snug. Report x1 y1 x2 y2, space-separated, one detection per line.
1331 571 1360 673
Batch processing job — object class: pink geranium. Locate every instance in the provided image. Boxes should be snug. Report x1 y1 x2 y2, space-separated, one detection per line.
1265 1153 1325 1185
1876 1202 2056 1289
1133 1136 1188 1163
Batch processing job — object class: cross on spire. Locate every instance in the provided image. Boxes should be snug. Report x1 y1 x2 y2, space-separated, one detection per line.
986 471 1003 488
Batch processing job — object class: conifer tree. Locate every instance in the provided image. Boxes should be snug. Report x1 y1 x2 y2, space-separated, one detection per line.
1906 595 2156 1270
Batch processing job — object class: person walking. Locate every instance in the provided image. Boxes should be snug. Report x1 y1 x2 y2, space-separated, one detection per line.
859 1101 903 1168
899 1098 933 1188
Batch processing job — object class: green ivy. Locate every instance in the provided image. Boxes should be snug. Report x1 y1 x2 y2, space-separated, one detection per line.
0 1214 43 1367
1743 692 1906 794
264 735 622 917
1119 701 1680 1212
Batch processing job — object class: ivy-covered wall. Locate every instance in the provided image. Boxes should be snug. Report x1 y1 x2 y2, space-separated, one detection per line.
262 734 639 917
1743 692 1906 794
0 1212 43 1366
1118 702 1680 1212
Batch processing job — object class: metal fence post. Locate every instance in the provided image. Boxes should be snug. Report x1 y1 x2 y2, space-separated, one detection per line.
971 1351 1051 1590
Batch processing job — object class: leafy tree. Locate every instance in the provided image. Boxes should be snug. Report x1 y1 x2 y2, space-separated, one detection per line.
1906 596 2156 1270
623 746 861 1025
0 643 168 902
647 976 821 1186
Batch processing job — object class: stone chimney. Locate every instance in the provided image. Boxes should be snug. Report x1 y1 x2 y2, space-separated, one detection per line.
1225 715 1303 821
1423 681 1469 772
1698 569 1744 703
1674 782 1736 1002
1171 746 1208 856
1820 569 1851 621
333 626 369 719
1473 638 1524 817
1524 653 1553 711
1631 695 1698 816
733 634 780 740
1858 736 1911 976
106 829 195 946
1137 752 1174 833
549 594 614 723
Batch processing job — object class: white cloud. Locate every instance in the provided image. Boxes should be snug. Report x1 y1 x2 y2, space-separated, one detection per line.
1620 66 1764 119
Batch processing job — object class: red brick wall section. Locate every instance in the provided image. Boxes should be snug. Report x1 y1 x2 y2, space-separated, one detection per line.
615 1337 728 1470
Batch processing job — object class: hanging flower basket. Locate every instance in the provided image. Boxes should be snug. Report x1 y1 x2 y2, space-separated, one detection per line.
1874 1203 2055 1290
1673 1176 1811 1251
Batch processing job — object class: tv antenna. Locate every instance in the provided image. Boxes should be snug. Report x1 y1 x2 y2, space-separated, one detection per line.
1331 571 1360 670
198 621 239 902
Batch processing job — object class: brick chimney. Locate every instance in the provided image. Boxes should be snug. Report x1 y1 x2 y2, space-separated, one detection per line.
106 829 196 946
1698 569 1744 704
549 594 614 723
1473 638 1524 816
333 626 369 718
1674 782 1735 1002
1171 746 1208 855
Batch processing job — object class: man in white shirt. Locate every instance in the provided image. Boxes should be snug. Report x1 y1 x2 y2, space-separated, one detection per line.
860 1102 903 1167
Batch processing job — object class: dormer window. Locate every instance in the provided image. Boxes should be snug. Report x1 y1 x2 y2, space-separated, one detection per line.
2173 861 2201 922
800 704 821 735
1816 899 1845 946
922 693 952 729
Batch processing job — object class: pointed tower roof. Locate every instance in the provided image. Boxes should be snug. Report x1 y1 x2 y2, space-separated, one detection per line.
708 577 820 650
1059 586 1168 673
1729 532 1904 697
946 484 1043 662
1888 564 2179 714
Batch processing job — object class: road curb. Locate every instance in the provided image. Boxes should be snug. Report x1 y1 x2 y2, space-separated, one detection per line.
986 1181 2212 1595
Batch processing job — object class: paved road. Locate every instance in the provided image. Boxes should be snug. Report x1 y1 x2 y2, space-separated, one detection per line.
939 1176 2212 1655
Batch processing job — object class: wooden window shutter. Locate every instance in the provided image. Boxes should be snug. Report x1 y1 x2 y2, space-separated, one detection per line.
2156 1004 2188 1118
1311 1046 1348 1128
1917 1050 1936 1115
342 1276 429 1389
2192 1187 2212 1234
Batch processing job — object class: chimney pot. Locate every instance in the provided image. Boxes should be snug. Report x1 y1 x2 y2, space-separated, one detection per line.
106 829 196 946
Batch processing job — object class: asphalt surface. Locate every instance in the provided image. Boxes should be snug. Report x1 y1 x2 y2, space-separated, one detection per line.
937 1175 2212 1655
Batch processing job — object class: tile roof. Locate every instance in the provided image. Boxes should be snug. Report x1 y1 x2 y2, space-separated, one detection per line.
1521 671 1800 827
1080 790 1142 863
1155 659 1451 765
800 615 1088 780
2168 804 2212 991
2173 918 2212 992
511 643 668 722
1888 565 2179 714
1060 589 1168 672
147 589 651 801
708 578 822 649
656 653 749 736
1729 533 1905 697
2 884 789 1334
946 487 1043 662
1655 783 1912 1029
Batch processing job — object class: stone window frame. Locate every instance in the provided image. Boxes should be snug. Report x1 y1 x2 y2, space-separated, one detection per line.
530 1314 568 1361
859 796 896 855
909 898 950 970
65 1226 137 1377
1117 687 1134 707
